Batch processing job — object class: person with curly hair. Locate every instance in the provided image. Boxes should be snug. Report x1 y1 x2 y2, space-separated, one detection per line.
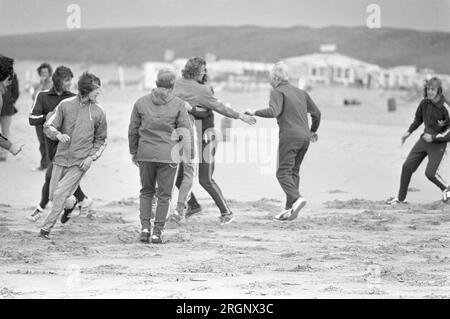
172 56 256 225
28 66 92 222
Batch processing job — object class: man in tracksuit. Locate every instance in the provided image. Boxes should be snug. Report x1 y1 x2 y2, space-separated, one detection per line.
32 63 54 170
128 68 194 244
387 77 450 204
172 56 256 225
28 66 91 222
39 72 107 239
246 62 321 221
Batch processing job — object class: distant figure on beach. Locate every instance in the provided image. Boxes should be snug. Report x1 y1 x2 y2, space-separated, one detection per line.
39 72 107 239
172 56 256 225
245 62 321 221
387 77 450 204
0 54 23 156
128 68 194 244
28 66 93 223
32 63 54 171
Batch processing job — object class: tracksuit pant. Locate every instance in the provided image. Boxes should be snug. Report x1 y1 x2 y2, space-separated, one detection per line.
41 164 85 232
35 125 49 169
398 138 448 201
39 161 86 209
277 138 310 210
139 161 178 236
174 162 196 212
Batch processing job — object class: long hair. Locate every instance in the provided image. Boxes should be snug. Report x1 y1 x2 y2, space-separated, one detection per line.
423 77 443 99
52 66 73 92
0 55 14 81
77 72 101 97
181 57 206 80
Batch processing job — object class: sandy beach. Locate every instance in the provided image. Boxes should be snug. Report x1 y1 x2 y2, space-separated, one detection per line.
1 65 449 298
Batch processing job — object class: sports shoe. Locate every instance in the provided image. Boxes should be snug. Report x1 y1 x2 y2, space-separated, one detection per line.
61 197 78 224
78 197 93 214
170 210 186 225
28 206 44 222
274 209 291 221
220 212 235 225
185 204 202 217
140 229 150 243
385 197 407 205
442 187 450 203
39 229 50 239
288 197 307 221
151 234 163 244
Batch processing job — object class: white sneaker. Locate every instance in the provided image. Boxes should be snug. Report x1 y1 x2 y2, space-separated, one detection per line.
442 188 450 203
274 209 291 221
288 197 307 221
78 197 93 214
27 206 44 222
386 197 407 205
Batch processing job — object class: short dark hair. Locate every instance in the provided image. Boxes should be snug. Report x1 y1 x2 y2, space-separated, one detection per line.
52 66 73 92
0 55 14 81
182 56 206 80
37 63 53 76
78 71 101 97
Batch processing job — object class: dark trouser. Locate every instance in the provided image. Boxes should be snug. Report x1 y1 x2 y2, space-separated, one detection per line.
277 138 310 210
35 125 49 169
39 161 86 209
398 138 447 201
139 161 178 236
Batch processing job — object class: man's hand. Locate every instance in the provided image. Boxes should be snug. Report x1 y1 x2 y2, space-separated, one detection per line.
131 154 139 167
244 109 255 116
79 156 93 171
2 75 12 88
238 113 256 125
56 133 71 143
422 133 433 143
8 143 24 156
401 132 411 145
310 132 318 143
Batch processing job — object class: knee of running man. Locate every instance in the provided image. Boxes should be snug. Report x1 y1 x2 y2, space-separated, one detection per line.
425 169 437 181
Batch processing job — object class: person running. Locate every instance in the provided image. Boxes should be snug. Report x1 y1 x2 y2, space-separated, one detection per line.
387 77 450 204
246 62 321 221
39 72 107 239
28 66 92 222
128 68 194 244
172 56 256 225
32 63 54 171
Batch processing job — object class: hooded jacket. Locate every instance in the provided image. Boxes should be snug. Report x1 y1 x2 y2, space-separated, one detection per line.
44 95 107 167
128 88 194 164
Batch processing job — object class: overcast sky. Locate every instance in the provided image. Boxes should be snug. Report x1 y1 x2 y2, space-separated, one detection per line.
0 0 449 36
